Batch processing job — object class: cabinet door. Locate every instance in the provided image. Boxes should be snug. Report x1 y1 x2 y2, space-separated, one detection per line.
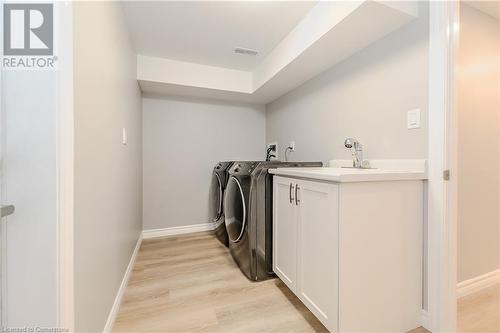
272 176 298 292
296 179 339 331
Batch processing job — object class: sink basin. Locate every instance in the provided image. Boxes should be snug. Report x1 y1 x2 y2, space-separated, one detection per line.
341 166 378 170
300 167 382 173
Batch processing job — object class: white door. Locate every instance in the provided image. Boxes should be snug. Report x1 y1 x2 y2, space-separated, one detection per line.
1 72 58 327
296 179 339 331
273 176 298 291
0 51 59 330
0 44 14 329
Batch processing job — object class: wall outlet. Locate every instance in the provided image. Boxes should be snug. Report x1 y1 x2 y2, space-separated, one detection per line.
289 141 295 152
407 109 421 129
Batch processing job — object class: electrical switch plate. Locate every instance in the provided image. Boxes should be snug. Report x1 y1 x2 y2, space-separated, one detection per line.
122 128 128 145
407 109 421 129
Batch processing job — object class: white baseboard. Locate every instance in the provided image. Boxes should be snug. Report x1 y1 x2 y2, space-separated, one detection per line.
103 234 143 333
142 223 215 239
421 310 430 331
457 269 500 298
102 224 213 331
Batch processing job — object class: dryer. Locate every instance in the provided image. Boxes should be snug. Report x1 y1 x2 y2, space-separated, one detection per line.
224 160 322 281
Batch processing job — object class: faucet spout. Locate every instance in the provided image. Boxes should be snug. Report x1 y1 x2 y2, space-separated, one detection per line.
344 138 364 168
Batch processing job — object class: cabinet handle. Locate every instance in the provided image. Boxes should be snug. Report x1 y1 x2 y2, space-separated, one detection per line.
289 183 294 204
295 185 300 205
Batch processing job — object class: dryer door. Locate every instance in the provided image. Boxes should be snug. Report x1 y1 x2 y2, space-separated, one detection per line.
224 176 246 243
209 172 223 222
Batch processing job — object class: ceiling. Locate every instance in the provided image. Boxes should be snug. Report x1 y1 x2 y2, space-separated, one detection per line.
121 1 316 71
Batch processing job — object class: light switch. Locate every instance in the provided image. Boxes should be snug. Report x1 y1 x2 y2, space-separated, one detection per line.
122 128 128 145
407 109 421 129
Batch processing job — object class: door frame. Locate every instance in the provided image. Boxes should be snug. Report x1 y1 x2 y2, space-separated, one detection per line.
427 1 459 332
0 0 5 326
54 1 462 332
0 1 74 327
55 2 74 331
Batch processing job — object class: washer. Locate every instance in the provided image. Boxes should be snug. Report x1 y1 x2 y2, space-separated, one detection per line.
224 161 322 281
210 161 261 247
209 161 234 246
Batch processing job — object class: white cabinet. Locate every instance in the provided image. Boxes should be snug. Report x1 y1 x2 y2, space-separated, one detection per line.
272 177 298 291
296 179 339 329
273 177 339 330
273 176 423 333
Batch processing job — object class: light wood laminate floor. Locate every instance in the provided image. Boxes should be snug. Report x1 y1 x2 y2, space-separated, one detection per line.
114 232 428 332
458 283 500 333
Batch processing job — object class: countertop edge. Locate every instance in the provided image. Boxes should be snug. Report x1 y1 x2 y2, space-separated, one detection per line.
269 168 428 183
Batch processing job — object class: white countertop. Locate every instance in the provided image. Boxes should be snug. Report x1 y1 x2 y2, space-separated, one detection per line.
269 167 427 183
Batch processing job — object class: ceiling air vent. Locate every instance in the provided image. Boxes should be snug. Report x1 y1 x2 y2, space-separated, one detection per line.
234 47 259 56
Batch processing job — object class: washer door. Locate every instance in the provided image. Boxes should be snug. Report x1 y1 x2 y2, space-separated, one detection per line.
224 176 246 243
209 172 223 222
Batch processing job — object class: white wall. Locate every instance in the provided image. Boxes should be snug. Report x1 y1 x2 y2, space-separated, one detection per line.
266 2 429 163
457 4 500 282
73 2 142 331
143 96 265 231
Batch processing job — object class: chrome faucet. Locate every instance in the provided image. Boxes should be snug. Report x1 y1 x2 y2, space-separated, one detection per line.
344 138 364 168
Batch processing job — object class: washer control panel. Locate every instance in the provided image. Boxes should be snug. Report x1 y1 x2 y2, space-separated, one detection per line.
215 161 233 171
229 162 259 175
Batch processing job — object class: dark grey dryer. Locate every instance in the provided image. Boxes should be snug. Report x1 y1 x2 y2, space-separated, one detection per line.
224 160 322 281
